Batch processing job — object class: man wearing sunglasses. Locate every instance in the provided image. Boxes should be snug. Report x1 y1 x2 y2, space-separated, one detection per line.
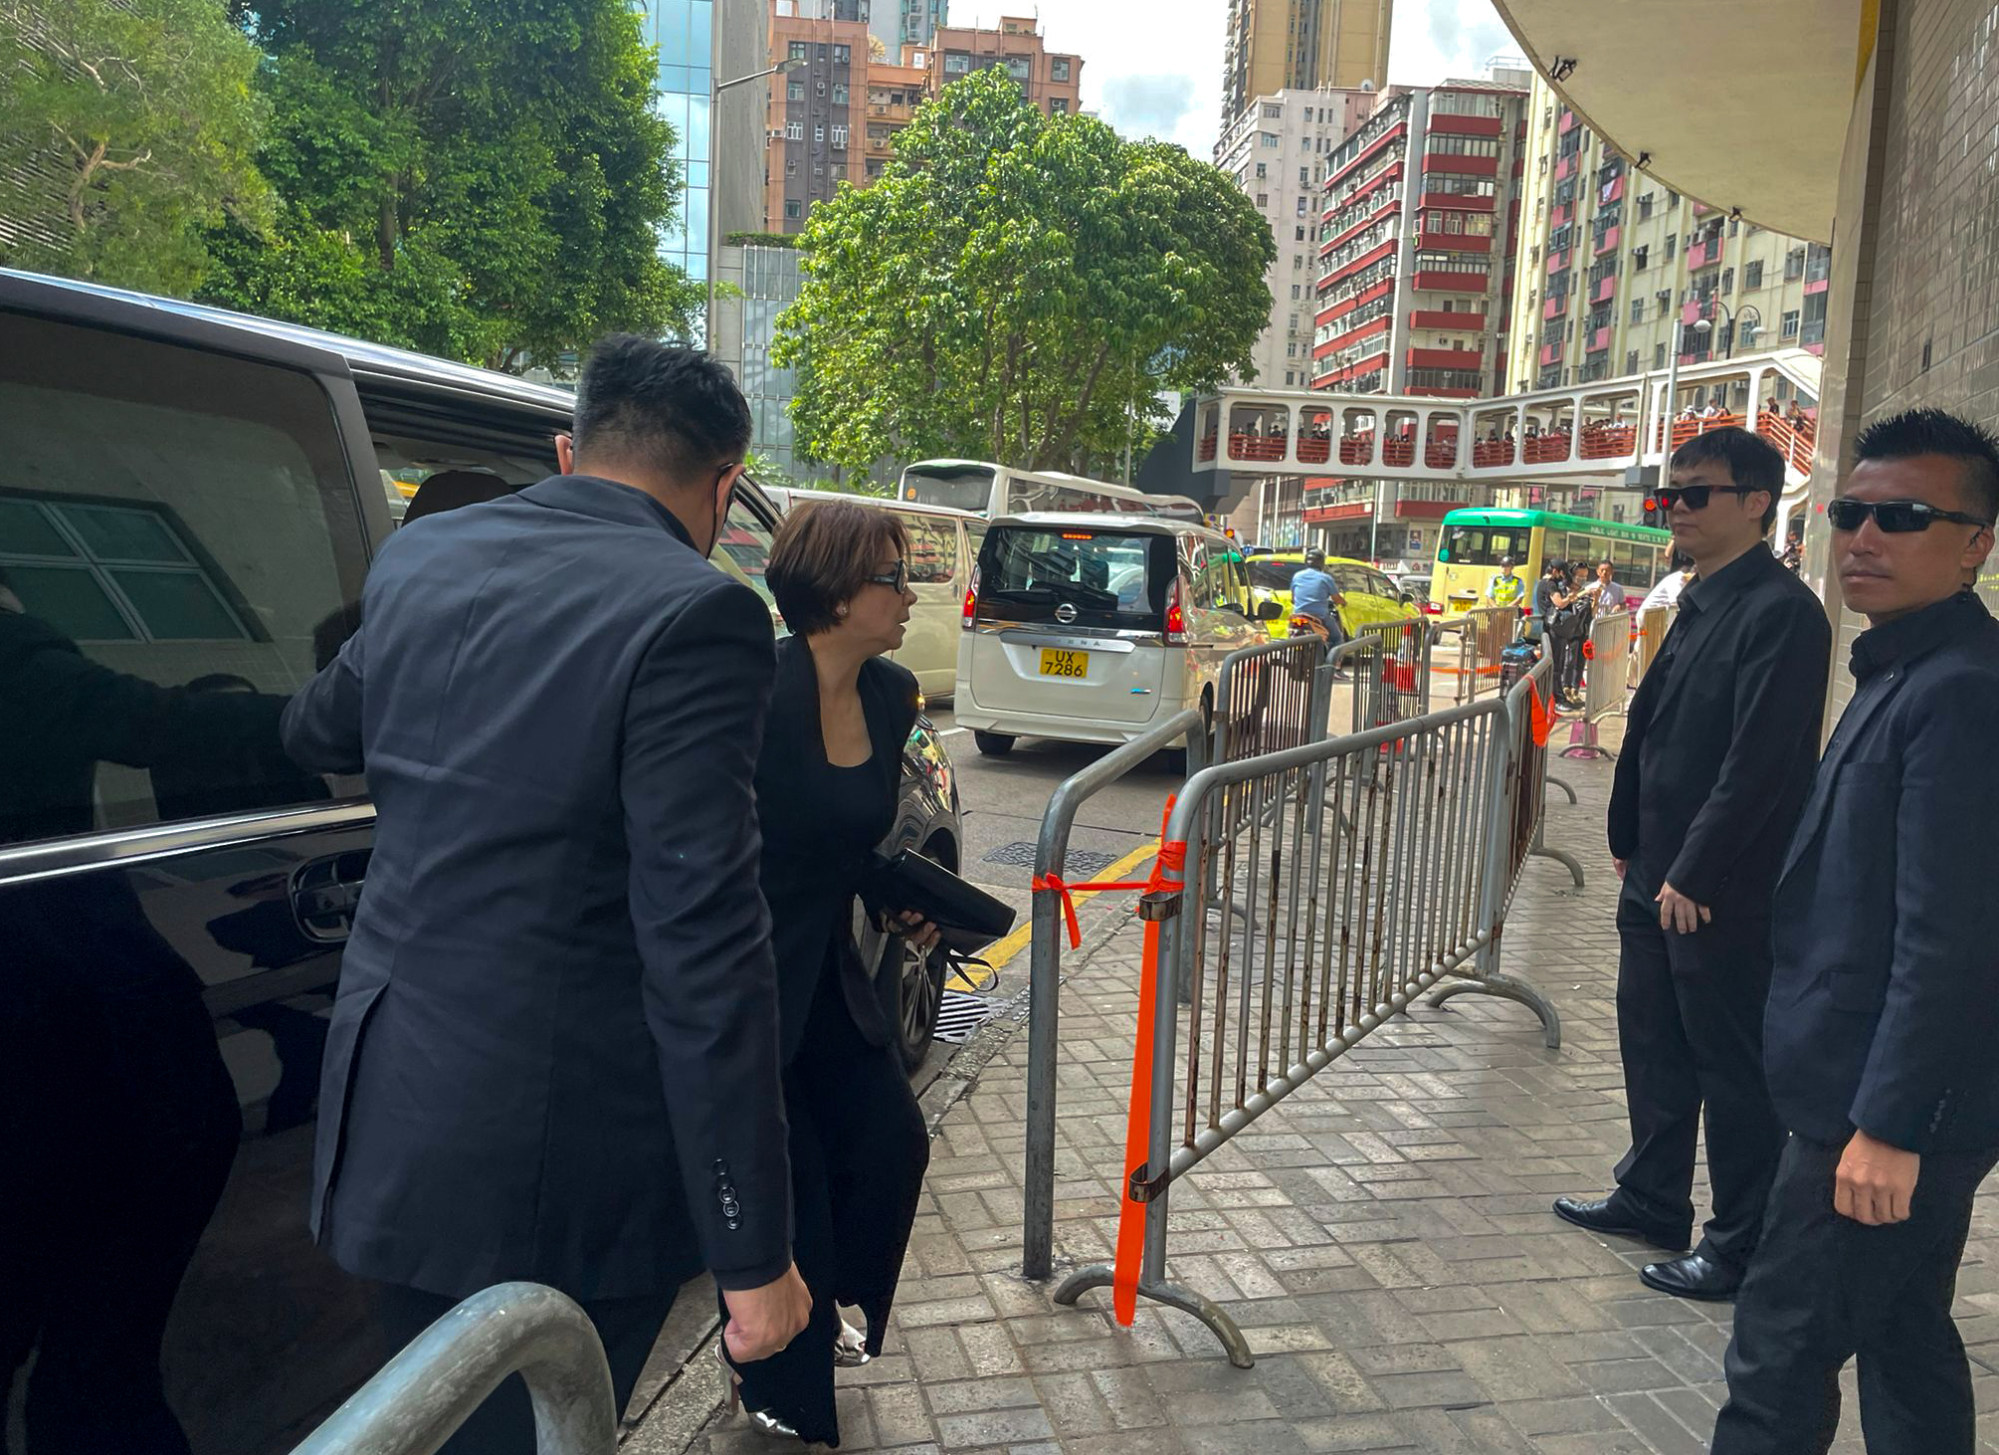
1713 409 1999 1454
1556 428 1832 1304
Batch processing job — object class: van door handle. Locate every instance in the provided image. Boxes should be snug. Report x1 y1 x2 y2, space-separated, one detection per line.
290 850 370 943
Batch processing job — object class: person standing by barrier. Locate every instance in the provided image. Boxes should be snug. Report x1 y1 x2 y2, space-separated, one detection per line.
1555 427 1831 1303
1587 559 1628 615
1486 555 1526 614
1712 411 1999 1454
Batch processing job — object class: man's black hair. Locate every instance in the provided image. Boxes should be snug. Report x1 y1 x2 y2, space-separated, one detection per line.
1670 426 1786 532
571 335 752 487
1852 407 1999 524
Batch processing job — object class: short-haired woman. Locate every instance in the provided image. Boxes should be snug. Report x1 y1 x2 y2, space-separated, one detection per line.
720 500 937 1444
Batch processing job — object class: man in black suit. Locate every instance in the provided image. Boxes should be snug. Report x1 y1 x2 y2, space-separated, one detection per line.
282 339 810 1451
1712 410 1999 1453
1554 428 1831 1301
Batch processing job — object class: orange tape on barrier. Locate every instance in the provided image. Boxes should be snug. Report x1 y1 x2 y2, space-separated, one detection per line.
1529 678 1552 747
1111 796 1184 1327
1029 873 1161 949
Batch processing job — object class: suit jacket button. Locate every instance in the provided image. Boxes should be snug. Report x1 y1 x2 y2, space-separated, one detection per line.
722 1196 741 1217
725 1217 741 1231
713 1159 728 1174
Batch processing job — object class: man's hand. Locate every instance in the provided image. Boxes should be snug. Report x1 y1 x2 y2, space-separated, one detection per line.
892 908 942 952
1835 1130 1920 1226
1613 856 1627 882
722 1264 812 1365
1655 880 1711 933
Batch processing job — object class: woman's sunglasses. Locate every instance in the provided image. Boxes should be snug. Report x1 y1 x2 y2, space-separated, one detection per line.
1653 484 1758 511
863 561 910 592
1826 497 1993 534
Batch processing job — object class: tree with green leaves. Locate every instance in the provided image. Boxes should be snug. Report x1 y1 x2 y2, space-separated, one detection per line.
201 0 699 369
774 66 1275 476
0 0 271 294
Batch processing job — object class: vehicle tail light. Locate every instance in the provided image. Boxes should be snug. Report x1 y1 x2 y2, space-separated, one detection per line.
1165 577 1189 645
961 566 979 629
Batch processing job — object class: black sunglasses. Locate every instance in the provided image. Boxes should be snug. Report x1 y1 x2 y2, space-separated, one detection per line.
1655 484 1759 512
863 561 910 593
1826 497 1993 534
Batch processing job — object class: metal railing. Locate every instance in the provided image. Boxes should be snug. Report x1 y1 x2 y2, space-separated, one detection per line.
1047 656 1571 1363
289 1283 615 1455
1561 609 1631 760
1434 606 1520 707
1334 618 1434 734
1630 604 1674 685
1023 707 1210 1282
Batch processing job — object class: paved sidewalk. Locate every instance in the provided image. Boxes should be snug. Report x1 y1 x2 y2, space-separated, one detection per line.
678 738 1999 1454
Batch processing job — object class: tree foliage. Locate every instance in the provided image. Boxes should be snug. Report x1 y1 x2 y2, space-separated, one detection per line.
199 0 698 368
775 67 1275 475
0 0 271 294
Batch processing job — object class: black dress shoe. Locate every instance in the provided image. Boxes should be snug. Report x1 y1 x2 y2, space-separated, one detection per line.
1551 1195 1691 1252
1639 1251 1742 1302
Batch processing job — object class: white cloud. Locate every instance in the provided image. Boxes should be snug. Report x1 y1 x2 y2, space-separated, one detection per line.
986 0 1523 159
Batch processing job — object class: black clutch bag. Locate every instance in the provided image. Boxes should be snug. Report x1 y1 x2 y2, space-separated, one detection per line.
866 848 1016 958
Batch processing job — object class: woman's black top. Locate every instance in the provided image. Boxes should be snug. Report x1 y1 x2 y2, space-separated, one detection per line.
754 633 921 1064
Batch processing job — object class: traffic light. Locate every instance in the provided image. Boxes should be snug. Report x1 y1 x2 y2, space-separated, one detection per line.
1643 496 1662 528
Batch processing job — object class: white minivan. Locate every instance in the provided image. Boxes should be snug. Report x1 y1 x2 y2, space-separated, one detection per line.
765 486 983 704
955 513 1278 756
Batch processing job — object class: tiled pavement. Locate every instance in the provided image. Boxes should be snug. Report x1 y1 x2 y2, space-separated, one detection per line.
679 732 1999 1454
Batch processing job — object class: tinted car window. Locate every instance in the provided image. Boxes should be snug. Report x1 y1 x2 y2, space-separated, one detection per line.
714 495 777 613
1247 559 1300 591
0 313 369 843
897 512 958 584
977 526 1174 630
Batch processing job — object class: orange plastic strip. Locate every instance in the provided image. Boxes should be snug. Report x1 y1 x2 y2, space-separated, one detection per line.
1030 873 1162 949
1111 797 1183 1326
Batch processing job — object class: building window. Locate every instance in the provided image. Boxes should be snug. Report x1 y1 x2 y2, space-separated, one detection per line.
789 42 807 62
1053 58 1072 82
1629 298 1644 325
944 51 969 73
1784 247 1806 280
831 125 847 148
1294 226 1305 242
1004 55 1029 80
786 121 803 140
1745 259 1764 289
833 43 851 64
1781 309 1801 339
832 82 848 103
1654 343 1667 369
814 124 825 143
1050 98 1068 114
785 158 797 177
1255 162 1266 178
1256 193 1268 207
1262 101 1282 118
1261 132 1279 147
787 80 804 101
1665 233 1677 259
1625 349 1640 374
1295 196 1307 215
1298 166 1309 187
785 199 802 220
1637 192 1653 220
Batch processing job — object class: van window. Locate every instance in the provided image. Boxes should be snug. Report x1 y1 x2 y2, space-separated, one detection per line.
898 512 958 584
977 525 1176 631
1247 558 1301 592
714 495 778 613
1 313 370 842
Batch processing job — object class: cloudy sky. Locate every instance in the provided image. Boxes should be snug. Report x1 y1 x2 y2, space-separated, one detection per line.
978 0 1520 157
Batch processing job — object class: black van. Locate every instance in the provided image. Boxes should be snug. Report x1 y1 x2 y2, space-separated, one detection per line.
0 270 961 1454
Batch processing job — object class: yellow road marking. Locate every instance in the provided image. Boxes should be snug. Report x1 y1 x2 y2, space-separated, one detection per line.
946 833 1166 992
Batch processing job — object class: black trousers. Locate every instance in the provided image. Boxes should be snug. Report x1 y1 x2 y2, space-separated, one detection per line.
1545 629 1574 698
721 965 928 1447
1712 1134 1999 1455
376 1284 673 1455
1611 876 1785 1268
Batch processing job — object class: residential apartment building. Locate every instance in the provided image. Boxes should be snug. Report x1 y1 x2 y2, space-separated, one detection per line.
1217 87 1376 391
1505 74 1831 403
1311 80 1529 398
767 11 1081 232
766 5 871 232
1221 0 1392 139
924 18 1084 118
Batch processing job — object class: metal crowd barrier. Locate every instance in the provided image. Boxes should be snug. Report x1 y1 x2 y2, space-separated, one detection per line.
1334 618 1434 734
1630 604 1675 686
1434 606 1520 706
1561 609 1632 760
289 1283 615 1455
1049 656 1571 1363
1023 707 1210 1282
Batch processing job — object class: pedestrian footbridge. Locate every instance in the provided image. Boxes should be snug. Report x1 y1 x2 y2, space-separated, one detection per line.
1191 348 1823 498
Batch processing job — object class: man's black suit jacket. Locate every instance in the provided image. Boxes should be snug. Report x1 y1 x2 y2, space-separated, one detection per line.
1608 544 1831 912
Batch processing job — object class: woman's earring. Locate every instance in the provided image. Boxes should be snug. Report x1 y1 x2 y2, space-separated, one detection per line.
836 605 849 619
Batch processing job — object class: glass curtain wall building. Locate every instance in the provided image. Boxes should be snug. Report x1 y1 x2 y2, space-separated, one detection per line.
639 0 714 293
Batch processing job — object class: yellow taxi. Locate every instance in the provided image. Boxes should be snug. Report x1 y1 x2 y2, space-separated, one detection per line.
1245 553 1422 638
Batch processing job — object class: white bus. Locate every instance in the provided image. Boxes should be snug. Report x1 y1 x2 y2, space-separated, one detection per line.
899 458 1205 524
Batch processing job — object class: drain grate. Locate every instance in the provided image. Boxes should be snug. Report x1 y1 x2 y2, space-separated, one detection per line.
981 840 1119 877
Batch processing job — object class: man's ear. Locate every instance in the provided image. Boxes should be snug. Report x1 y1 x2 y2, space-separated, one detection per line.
554 432 575 474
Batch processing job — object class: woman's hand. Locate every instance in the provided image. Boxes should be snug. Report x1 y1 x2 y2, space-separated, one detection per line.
891 909 942 951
